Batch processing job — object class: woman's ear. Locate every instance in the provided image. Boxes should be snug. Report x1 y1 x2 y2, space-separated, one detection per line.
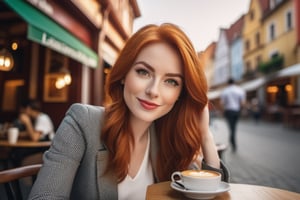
121 79 125 84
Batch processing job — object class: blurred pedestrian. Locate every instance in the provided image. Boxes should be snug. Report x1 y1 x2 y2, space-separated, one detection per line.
220 78 246 152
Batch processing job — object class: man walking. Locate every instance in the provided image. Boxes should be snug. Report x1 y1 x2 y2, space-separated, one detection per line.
220 78 246 152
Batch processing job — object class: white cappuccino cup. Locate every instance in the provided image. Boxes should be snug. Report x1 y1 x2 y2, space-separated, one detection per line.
171 169 221 191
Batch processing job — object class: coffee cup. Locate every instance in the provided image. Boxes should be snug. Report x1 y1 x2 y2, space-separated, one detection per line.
8 127 19 144
171 169 221 191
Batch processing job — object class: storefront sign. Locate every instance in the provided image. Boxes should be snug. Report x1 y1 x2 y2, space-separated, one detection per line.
5 0 99 68
28 25 97 68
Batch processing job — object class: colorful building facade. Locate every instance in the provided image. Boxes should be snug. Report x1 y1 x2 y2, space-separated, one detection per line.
200 0 300 121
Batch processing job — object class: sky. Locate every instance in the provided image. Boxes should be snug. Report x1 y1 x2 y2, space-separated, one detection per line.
133 0 251 52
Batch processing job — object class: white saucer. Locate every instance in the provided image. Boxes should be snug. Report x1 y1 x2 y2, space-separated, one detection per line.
170 181 230 199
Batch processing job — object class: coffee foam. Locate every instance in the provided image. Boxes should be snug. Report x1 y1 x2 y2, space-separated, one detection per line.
182 170 218 177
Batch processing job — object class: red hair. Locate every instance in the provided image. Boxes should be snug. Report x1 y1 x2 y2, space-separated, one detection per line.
101 23 208 182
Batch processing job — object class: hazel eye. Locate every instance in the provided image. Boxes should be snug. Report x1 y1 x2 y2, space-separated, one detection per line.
136 68 150 77
165 79 179 87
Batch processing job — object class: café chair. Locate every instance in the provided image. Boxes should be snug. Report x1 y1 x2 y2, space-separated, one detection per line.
0 164 42 200
216 143 228 159
220 160 230 182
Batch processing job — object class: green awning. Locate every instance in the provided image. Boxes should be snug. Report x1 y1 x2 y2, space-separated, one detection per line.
4 0 98 68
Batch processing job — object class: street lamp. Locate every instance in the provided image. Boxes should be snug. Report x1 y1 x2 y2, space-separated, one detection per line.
55 67 72 89
0 48 14 71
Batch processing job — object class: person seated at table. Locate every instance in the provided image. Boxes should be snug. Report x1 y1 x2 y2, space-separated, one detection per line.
17 99 55 141
29 23 228 200
10 99 54 166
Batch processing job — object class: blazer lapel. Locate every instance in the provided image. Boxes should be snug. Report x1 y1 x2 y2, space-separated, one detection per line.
96 147 118 199
96 123 158 199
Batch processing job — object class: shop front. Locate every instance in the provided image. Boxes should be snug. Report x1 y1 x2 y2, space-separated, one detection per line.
207 64 300 121
0 0 100 128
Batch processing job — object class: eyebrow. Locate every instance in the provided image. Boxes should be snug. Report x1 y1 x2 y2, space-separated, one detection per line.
134 61 183 79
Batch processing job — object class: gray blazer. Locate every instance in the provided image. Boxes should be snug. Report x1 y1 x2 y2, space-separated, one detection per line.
29 103 227 200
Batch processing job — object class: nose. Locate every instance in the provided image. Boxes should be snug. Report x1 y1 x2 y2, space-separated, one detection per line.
145 79 159 98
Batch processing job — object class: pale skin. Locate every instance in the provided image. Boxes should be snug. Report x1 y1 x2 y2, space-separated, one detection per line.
199 106 220 169
123 42 220 178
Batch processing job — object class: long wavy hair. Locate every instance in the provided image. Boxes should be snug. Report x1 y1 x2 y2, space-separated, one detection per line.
101 23 208 182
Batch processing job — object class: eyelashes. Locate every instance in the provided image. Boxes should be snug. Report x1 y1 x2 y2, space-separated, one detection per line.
136 68 150 77
165 79 179 87
135 67 181 87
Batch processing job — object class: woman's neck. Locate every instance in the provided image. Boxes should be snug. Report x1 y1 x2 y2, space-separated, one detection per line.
129 117 151 143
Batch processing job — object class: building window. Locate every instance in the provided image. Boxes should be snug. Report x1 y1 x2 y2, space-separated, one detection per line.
246 61 251 72
286 10 292 31
255 32 260 46
250 10 254 20
269 23 275 41
270 0 283 9
256 55 262 68
270 51 279 59
270 0 275 9
245 40 250 51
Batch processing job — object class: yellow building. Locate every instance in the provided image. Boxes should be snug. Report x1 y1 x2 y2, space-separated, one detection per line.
262 0 296 67
242 0 268 77
261 0 298 106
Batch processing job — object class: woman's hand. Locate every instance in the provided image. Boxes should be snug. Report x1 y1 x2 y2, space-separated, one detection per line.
199 105 220 169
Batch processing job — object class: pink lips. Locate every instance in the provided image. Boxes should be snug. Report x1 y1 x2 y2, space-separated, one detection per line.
138 98 159 110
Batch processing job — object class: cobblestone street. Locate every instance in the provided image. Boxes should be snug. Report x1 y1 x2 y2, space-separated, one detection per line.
211 117 300 193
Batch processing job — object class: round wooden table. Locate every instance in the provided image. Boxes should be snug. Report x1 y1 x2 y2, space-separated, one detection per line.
0 140 51 148
146 181 300 200
0 139 51 168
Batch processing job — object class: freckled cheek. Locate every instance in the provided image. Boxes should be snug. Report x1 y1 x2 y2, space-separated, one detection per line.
124 77 146 94
162 90 181 105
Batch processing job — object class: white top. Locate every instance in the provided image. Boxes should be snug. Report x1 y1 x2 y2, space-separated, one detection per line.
118 132 154 200
35 113 55 140
220 84 246 111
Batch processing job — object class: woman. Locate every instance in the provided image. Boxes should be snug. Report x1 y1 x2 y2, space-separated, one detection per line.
29 23 227 200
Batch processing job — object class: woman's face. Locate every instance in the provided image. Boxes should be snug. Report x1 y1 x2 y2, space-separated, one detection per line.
123 42 183 123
